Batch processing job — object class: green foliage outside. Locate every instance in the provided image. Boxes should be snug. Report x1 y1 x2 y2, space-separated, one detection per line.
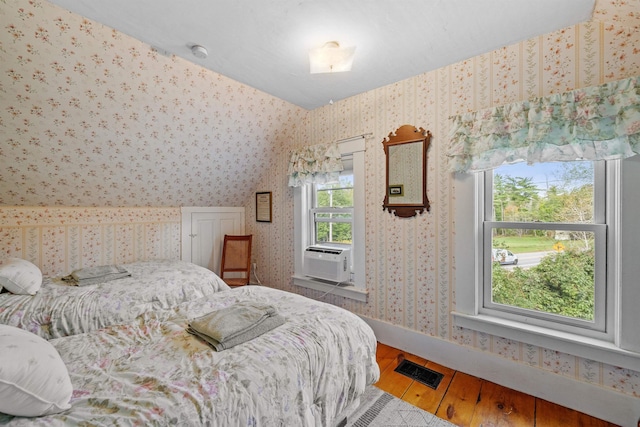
491 162 596 321
492 248 595 320
315 176 353 244
493 162 594 226
494 235 590 254
316 218 352 244
492 236 552 253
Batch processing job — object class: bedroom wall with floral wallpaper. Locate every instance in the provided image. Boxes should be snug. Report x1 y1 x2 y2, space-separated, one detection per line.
0 0 303 280
2 0 640 415
0 206 180 276
0 0 306 208
249 0 640 406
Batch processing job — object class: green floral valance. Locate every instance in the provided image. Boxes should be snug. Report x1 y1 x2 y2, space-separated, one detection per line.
287 142 343 187
448 76 640 173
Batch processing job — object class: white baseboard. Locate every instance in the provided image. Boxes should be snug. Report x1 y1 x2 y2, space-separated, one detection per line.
360 315 640 427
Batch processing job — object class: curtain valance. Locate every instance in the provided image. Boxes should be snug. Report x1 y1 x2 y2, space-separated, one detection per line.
287 142 343 187
447 76 640 173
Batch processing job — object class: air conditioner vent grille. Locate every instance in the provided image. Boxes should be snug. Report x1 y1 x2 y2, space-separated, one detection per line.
303 246 351 282
305 246 343 255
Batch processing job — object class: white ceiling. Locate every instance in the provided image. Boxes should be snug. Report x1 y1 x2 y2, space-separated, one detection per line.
48 0 595 110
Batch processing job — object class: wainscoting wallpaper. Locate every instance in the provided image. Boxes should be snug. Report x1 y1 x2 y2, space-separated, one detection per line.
0 206 180 276
1 0 640 413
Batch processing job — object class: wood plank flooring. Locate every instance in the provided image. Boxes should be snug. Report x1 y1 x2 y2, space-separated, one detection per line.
374 342 620 427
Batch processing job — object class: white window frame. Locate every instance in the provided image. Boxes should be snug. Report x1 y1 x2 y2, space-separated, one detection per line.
293 137 367 302
453 157 640 371
480 162 610 339
310 170 354 249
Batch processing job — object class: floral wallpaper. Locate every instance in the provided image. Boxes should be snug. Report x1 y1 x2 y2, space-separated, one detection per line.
0 0 306 207
0 206 180 276
255 0 640 406
1 0 640 418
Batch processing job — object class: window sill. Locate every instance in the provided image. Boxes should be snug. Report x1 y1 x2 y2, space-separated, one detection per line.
292 275 368 302
452 311 640 371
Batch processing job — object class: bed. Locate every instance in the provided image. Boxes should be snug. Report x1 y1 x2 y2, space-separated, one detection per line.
0 258 230 339
0 285 380 426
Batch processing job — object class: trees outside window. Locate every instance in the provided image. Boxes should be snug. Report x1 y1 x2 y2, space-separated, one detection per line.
483 161 607 334
292 138 366 300
312 174 354 246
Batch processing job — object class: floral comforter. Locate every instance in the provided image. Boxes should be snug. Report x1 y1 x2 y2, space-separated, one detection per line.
0 286 380 426
0 259 230 339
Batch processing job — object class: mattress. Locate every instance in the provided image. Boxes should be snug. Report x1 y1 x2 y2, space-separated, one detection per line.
0 285 380 426
0 259 230 339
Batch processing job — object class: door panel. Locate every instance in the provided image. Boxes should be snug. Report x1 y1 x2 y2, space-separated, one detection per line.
181 208 245 274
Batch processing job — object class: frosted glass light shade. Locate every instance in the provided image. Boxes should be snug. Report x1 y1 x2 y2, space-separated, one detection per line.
309 41 355 74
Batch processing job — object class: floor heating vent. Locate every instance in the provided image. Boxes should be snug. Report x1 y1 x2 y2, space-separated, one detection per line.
394 359 444 389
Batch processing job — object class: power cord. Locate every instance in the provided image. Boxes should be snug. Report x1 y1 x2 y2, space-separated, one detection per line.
314 279 350 299
250 263 262 286
249 263 349 298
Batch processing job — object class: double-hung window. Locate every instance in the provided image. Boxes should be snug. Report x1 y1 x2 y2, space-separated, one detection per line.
292 138 366 301
453 157 640 370
310 172 354 249
481 161 611 339
450 77 640 370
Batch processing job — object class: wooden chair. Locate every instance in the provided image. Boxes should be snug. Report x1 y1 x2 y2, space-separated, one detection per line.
220 234 252 287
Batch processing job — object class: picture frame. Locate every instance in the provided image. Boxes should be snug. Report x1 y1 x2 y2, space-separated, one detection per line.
388 185 404 197
256 191 272 222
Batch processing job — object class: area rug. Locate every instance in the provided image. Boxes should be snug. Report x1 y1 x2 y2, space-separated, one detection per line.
338 385 456 427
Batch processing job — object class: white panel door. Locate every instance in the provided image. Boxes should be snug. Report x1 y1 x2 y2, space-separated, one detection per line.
181 207 245 274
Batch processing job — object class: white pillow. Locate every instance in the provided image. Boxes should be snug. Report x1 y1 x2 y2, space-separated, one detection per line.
0 325 73 417
0 258 43 295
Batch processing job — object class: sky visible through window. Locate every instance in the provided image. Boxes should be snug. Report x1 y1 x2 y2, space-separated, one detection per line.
495 162 570 193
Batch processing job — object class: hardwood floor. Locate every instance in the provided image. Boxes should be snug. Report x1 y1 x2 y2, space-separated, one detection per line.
374 342 620 427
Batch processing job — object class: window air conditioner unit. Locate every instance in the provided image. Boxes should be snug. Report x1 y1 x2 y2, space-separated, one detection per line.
303 246 351 283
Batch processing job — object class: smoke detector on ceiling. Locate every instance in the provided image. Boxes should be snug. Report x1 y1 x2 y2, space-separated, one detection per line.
191 45 208 59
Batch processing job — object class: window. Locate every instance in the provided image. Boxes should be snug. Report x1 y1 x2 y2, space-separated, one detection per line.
311 172 354 248
292 138 366 301
482 161 610 339
453 157 640 370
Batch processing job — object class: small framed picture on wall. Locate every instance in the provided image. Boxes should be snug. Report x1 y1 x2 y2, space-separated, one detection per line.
389 185 404 197
256 191 272 222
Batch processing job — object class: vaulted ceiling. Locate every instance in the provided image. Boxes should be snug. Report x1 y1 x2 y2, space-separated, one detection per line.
48 0 596 110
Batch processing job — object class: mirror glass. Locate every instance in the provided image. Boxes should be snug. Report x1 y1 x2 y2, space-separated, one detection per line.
388 141 423 204
382 125 431 218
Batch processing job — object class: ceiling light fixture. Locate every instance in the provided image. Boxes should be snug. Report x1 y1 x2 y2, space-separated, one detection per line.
191 45 208 59
309 41 355 74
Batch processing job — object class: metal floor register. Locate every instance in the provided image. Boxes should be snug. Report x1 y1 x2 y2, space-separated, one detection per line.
394 359 444 389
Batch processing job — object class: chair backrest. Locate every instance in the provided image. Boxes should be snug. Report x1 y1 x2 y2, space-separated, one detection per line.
220 234 252 286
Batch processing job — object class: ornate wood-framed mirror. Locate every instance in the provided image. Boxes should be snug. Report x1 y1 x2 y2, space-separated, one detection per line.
382 125 432 218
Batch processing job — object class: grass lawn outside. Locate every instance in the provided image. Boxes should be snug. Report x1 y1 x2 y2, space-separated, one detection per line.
492 236 557 253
